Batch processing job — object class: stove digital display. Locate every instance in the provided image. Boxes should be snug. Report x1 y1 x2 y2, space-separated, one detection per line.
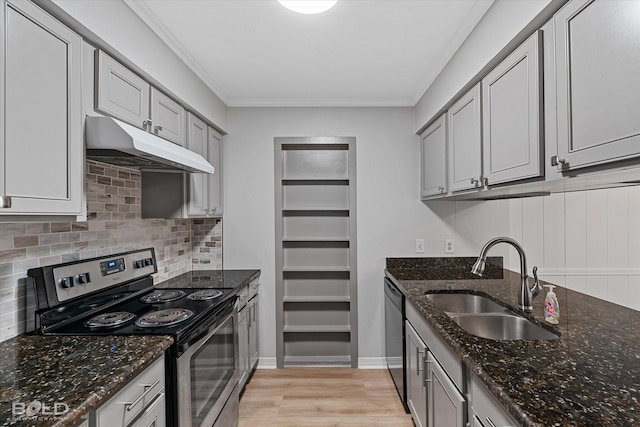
100 258 125 276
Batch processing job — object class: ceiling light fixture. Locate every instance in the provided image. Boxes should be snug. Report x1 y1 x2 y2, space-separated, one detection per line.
278 0 338 15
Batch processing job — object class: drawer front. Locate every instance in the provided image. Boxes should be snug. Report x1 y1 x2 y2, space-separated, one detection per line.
470 375 517 427
94 357 165 426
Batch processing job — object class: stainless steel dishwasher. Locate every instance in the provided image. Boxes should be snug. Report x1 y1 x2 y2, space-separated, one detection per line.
384 277 408 412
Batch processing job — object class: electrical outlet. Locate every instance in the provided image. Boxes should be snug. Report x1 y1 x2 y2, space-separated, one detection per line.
415 239 425 254
445 239 455 254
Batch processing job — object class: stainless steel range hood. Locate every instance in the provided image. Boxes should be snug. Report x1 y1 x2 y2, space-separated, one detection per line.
85 116 214 174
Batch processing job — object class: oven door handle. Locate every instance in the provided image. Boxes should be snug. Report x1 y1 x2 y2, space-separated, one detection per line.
177 298 236 355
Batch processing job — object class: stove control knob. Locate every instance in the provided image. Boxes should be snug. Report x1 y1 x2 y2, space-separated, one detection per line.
134 260 144 268
77 272 91 284
144 258 153 266
60 276 74 288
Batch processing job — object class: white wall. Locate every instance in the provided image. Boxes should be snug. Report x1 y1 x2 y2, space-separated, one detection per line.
45 0 228 132
415 0 554 131
506 187 640 310
223 107 511 365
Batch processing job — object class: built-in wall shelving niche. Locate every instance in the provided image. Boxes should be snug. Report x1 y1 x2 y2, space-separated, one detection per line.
275 137 357 368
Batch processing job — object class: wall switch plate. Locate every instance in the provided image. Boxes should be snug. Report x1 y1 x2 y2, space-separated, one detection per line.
415 239 425 254
445 239 455 254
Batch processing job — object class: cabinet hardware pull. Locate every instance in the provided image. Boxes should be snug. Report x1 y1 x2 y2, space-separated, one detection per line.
438 186 445 193
142 119 152 131
424 358 431 385
125 379 160 412
417 349 425 374
0 196 11 208
485 417 497 427
551 155 567 167
154 124 163 133
470 177 479 186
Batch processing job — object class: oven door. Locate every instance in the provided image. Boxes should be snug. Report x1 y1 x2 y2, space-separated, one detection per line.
177 300 239 427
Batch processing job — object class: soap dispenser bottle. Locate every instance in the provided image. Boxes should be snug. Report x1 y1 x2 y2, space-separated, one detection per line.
543 285 560 324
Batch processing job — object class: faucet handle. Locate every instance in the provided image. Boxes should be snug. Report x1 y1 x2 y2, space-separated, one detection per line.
531 266 542 297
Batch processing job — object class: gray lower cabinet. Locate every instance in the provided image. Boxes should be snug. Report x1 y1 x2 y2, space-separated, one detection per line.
406 321 427 427
468 374 517 427
186 113 223 217
1 0 83 215
406 302 467 427
448 83 482 193
420 114 448 198
238 280 260 391
91 356 165 427
427 352 465 427
96 51 186 147
553 0 640 171
238 303 249 389
482 31 543 186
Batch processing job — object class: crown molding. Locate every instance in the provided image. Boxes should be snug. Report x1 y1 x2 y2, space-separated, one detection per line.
123 0 231 104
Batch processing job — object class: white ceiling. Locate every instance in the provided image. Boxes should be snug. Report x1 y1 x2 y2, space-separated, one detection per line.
125 0 494 107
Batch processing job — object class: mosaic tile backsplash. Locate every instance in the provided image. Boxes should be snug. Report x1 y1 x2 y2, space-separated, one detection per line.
0 160 222 342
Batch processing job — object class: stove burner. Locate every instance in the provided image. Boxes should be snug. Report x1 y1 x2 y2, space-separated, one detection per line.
136 308 194 328
140 290 186 304
187 290 223 301
85 312 136 329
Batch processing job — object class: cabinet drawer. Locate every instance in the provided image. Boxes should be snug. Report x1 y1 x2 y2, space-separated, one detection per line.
470 374 517 427
406 302 464 390
94 357 165 427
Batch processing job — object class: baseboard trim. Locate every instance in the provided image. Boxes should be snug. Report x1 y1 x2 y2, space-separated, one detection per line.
357 357 387 369
256 357 277 369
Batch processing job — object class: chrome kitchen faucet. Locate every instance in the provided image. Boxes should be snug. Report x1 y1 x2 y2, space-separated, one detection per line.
471 237 542 312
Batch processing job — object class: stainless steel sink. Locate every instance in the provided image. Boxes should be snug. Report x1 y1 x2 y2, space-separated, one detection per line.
425 292 559 341
425 293 508 314
449 313 559 341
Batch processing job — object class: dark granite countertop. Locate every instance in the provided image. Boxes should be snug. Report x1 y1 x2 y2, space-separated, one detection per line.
386 257 640 427
155 269 260 290
0 335 172 427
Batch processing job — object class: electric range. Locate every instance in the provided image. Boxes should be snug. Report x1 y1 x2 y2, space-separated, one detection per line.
26 248 240 427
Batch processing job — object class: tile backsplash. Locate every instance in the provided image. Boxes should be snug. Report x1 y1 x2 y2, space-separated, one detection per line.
0 160 222 342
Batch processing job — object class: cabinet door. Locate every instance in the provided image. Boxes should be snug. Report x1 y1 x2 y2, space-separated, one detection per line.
482 31 542 185
427 352 465 427
96 50 150 129
554 0 640 170
186 113 209 216
207 127 223 216
2 0 83 215
150 88 186 146
448 83 482 192
406 321 427 427
420 114 447 198
238 307 249 389
248 296 259 370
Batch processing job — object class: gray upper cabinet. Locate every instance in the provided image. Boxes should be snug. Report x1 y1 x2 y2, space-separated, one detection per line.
207 127 223 216
150 88 186 146
96 50 150 129
96 51 187 146
186 113 209 217
421 114 448 198
554 0 640 171
186 113 223 217
448 83 482 193
1 0 83 215
482 31 543 186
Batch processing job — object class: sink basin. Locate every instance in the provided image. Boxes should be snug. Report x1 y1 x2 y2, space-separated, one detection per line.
449 313 559 341
425 293 508 314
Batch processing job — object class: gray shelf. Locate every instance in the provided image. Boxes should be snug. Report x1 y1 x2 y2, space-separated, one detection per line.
275 137 357 368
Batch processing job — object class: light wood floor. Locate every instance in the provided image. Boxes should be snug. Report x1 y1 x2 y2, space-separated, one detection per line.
238 368 414 427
